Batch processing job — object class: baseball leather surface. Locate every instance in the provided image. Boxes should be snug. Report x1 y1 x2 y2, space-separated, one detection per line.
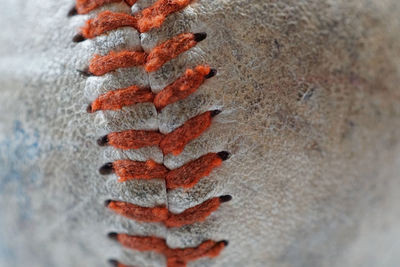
1 0 400 266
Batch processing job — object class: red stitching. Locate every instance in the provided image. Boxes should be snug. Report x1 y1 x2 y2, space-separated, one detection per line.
104 159 169 182
87 85 154 113
97 111 219 155
99 151 230 188
89 50 147 76
109 234 228 267
165 152 229 189
99 130 163 150
85 32 206 75
81 11 137 40
69 0 136 16
107 195 232 227
73 0 191 36
160 110 218 156
88 65 215 112
135 0 191 33
72 1 230 266
154 65 215 110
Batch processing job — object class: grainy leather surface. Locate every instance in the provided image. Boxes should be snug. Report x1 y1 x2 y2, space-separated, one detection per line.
0 0 400 266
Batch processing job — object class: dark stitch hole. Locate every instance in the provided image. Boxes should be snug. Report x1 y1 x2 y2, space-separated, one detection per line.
217 151 230 161
99 162 114 175
108 259 119 267
67 6 78 17
193 32 207 42
73 33 86 43
211 109 222 117
219 195 232 203
221 240 229 246
205 68 217 79
77 68 93 77
108 232 118 240
97 135 109 146
104 199 112 207
86 104 93 113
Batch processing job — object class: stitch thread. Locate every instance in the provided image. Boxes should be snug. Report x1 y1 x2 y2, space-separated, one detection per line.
106 195 232 227
109 234 227 267
98 110 220 154
77 11 137 41
145 32 206 72
89 51 147 76
72 1 230 265
69 0 136 16
87 85 154 112
74 0 191 37
87 65 215 113
160 110 220 156
101 159 169 182
165 152 230 189
135 0 191 33
99 130 163 150
85 32 206 76
100 151 229 189
154 65 215 110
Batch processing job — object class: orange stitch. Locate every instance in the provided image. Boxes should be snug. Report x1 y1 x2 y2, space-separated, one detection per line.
85 32 206 76
74 0 192 39
116 235 168 252
100 159 169 182
89 51 147 76
73 0 136 15
145 32 207 72
166 240 227 266
112 234 227 267
107 200 168 223
80 11 137 40
100 152 230 188
73 1 230 265
99 130 164 150
107 196 231 227
154 65 215 110
135 0 191 33
165 152 230 189
160 111 219 156
88 86 154 112
165 195 231 227
88 66 214 112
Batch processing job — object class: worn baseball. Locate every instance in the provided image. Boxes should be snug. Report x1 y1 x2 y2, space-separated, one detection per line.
1 0 400 266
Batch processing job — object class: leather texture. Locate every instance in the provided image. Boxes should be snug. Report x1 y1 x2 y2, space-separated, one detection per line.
0 0 400 266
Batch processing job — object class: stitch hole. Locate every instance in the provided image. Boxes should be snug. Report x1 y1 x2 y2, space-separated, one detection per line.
210 109 222 117
67 6 77 17
104 199 112 207
108 259 119 267
108 232 118 240
73 33 86 43
221 240 229 246
205 68 217 79
193 32 207 42
99 162 114 175
77 68 93 77
97 135 109 146
219 195 232 203
217 151 231 161
86 104 93 113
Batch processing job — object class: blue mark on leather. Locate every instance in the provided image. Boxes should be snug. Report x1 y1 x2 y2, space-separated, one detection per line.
0 120 41 222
